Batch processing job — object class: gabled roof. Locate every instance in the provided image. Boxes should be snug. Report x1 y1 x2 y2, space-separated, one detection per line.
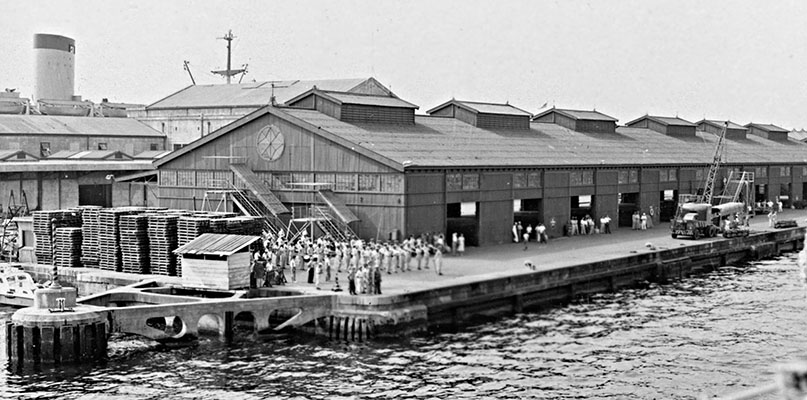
133 150 172 159
790 129 807 141
174 233 259 256
0 150 38 161
154 105 404 172
287 89 419 109
425 99 531 116
626 115 696 127
746 123 789 133
0 115 164 137
146 78 392 110
47 150 78 159
531 107 618 122
697 119 747 130
66 150 133 160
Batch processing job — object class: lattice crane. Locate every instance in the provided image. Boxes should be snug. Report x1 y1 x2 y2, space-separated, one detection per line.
701 121 729 204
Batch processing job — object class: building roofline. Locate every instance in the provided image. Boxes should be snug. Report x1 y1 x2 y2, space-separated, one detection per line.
531 107 618 122
285 88 419 109
625 115 696 127
154 105 404 172
145 84 195 109
425 99 532 116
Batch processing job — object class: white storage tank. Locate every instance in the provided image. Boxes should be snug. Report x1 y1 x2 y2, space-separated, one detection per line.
33 33 75 101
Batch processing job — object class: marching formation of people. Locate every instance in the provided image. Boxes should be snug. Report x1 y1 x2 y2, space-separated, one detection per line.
250 230 457 296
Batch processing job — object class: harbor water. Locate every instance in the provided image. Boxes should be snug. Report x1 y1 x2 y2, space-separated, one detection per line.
1 254 805 399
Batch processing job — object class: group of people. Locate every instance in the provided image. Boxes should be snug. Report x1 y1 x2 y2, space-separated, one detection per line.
568 215 598 236
631 206 656 230
512 221 549 250
250 231 457 296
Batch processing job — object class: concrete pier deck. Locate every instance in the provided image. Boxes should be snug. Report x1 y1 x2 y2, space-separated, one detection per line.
291 209 807 297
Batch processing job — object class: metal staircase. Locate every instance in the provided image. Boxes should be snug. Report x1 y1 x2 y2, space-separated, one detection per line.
312 205 357 242
229 186 284 237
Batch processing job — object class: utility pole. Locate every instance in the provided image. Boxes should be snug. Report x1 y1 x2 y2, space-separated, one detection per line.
211 29 246 84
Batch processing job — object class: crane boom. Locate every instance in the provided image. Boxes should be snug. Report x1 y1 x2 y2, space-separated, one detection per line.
701 121 728 204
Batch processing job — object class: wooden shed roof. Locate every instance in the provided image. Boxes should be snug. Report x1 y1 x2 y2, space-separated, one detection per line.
531 108 618 122
746 123 789 133
174 233 260 256
426 99 532 116
147 78 392 109
697 120 747 131
626 115 696 127
0 115 164 137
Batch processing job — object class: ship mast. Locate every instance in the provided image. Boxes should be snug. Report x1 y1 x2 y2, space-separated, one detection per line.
211 30 247 84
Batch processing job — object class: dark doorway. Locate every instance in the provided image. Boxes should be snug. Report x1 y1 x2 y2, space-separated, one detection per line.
79 184 112 207
447 202 478 246
780 183 791 208
659 189 677 223
570 195 594 221
618 192 639 227
513 198 543 230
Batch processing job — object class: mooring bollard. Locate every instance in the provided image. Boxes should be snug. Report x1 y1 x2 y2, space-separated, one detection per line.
7 285 107 366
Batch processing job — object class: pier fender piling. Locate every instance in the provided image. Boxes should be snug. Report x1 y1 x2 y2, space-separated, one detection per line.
9 287 107 366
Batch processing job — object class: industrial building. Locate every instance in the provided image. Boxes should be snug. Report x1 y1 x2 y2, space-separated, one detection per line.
129 77 393 149
152 87 807 246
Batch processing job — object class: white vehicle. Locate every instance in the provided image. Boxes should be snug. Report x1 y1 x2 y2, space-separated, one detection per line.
0 265 39 306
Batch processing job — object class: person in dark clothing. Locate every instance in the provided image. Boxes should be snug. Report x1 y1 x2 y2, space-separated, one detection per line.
348 267 357 295
374 264 382 295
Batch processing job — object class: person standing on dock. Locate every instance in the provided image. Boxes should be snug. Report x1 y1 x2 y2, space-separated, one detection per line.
457 233 465 256
374 263 382 295
512 222 519 242
314 256 322 290
536 223 547 244
433 245 443 276
347 265 357 295
522 229 530 250
641 213 648 230
648 206 655 229
604 214 612 234
451 232 458 255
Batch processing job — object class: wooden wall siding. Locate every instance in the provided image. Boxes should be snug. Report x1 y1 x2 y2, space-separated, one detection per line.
406 173 444 194
340 104 415 125
666 125 696 137
542 196 571 237
725 128 747 140
454 106 478 127
630 119 649 129
595 194 618 225
555 114 577 131
477 114 530 130
647 119 667 134
513 188 543 199
429 106 454 118
289 94 316 109
352 205 404 240
161 113 397 175
478 199 513 245
576 120 616 134
405 204 444 238
280 191 404 207
532 113 555 124
0 134 163 157
698 123 746 139
315 96 342 120
350 79 390 95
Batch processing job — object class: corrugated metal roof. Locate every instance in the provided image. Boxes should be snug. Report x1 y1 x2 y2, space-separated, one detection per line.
0 115 164 137
747 123 789 133
698 120 747 130
321 91 419 109
0 150 36 161
133 150 172 159
532 108 618 122
68 150 132 160
0 159 154 173
426 100 531 116
174 233 259 256
280 108 807 167
789 129 807 141
644 115 696 127
47 150 78 159
147 78 383 109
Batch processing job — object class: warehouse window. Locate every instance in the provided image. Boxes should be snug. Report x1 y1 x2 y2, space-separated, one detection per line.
570 171 582 186
380 175 403 193
40 142 51 157
528 172 541 187
462 174 479 190
97 143 108 150
446 173 462 191
781 167 791 177
618 170 629 184
629 170 638 183
335 174 356 191
659 170 668 182
150 143 159 151
358 174 380 192
177 170 195 186
460 202 477 217
513 172 527 189
160 170 177 186
696 169 704 181
668 169 677 181
273 173 291 189
756 167 767 178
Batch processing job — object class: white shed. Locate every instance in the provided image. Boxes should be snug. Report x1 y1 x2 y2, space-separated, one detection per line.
174 233 259 290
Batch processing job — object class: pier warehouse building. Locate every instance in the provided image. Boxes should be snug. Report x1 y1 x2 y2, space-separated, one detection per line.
153 88 807 246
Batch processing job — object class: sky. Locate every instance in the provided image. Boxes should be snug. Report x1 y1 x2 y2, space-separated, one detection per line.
4 0 807 129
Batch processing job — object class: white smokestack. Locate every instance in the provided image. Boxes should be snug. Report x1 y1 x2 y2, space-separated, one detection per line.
33 33 75 101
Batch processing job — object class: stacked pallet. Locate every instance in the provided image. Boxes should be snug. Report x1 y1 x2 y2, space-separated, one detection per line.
55 227 82 269
148 214 178 276
78 206 102 267
224 217 264 235
208 218 228 234
33 210 81 265
98 208 139 272
120 214 150 274
176 216 211 277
